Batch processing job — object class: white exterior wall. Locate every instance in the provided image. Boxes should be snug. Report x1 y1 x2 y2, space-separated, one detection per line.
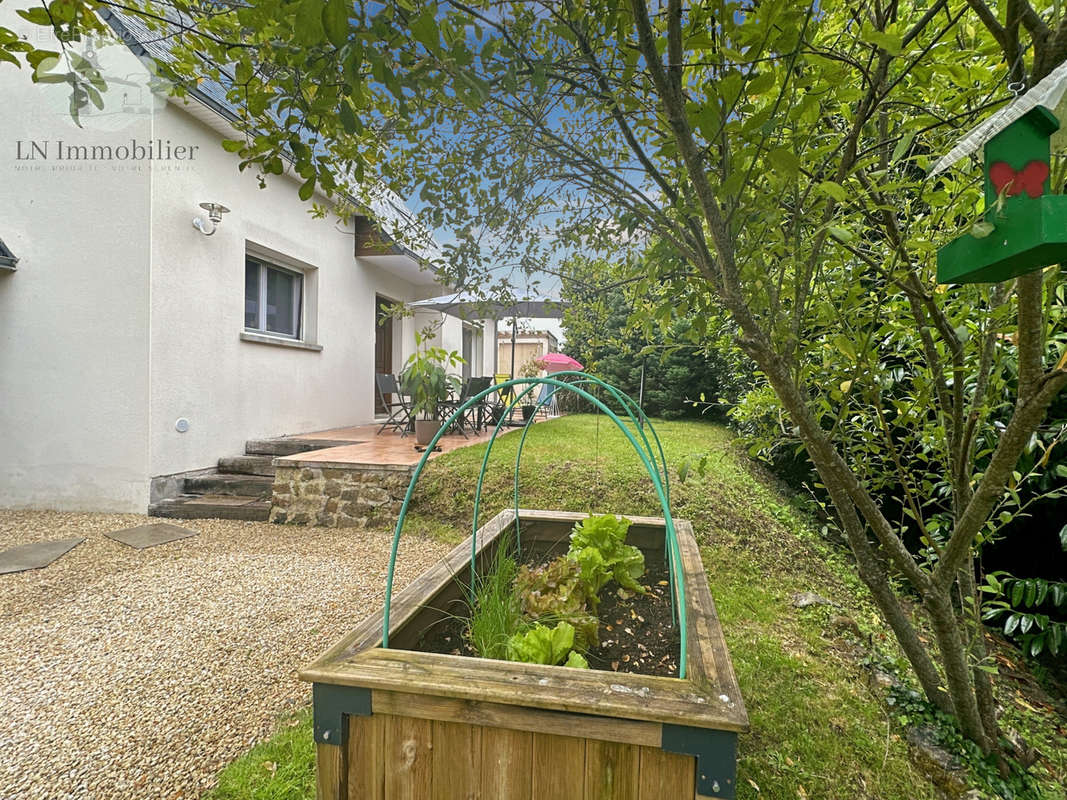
0 7 152 511
147 103 440 477
0 5 448 509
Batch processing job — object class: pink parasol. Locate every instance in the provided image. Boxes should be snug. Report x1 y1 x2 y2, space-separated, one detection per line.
540 352 583 371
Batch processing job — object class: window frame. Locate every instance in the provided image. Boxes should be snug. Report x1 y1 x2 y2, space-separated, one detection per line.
244 255 304 340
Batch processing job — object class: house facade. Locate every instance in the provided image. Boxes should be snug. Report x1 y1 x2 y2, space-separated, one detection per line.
0 7 493 513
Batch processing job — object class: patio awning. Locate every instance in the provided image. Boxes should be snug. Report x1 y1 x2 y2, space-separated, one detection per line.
408 291 567 320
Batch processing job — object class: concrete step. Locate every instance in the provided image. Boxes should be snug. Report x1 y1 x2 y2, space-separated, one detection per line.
148 494 270 522
217 455 276 477
243 437 357 456
183 473 273 498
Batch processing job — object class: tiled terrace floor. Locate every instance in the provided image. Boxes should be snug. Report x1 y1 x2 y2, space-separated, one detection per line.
277 417 548 468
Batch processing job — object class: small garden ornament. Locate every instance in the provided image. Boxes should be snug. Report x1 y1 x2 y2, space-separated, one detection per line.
934 63 1067 284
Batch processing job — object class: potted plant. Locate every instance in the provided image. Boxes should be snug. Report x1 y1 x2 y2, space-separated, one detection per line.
399 331 463 445
518 356 545 422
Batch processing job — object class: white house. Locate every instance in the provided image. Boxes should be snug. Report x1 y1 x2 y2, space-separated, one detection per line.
0 7 495 513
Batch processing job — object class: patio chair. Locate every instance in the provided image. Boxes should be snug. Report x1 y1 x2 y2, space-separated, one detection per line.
460 376 493 431
375 373 411 436
439 376 487 437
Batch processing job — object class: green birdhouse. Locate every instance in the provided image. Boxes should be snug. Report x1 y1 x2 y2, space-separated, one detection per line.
937 105 1067 284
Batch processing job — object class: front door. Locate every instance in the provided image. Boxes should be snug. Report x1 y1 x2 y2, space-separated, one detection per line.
375 296 394 414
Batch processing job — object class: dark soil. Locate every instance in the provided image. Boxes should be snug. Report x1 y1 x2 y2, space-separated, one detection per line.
414 551 681 678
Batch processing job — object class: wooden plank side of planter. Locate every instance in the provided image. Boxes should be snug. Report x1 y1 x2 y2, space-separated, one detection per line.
307 647 744 731
675 519 746 720
431 719 480 800
638 747 696 800
584 739 641 800
316 742 346 800
383 715 433 799
334 713 707 799
481 727 533 800
372 689 662 747
347 714 385 800
531 732 587 799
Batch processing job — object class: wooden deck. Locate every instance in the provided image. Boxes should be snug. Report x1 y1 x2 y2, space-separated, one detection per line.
276 419 545 468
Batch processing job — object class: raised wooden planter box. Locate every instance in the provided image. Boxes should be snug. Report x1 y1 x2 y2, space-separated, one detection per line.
300 509 748 799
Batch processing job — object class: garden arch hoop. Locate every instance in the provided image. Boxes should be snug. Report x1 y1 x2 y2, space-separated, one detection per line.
381 373 689 677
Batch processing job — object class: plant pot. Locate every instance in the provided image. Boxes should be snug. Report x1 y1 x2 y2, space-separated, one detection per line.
414 419 441 446
521 404 536 422
301 509 748 800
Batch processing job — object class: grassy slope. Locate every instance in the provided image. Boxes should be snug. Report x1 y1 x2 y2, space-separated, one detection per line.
208 415 1065 800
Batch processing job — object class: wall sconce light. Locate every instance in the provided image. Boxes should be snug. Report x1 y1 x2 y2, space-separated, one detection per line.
192 202 230 236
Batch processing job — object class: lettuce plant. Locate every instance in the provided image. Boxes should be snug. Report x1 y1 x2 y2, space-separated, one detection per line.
505 621 587 667
514 557 598 648
567 514 645 594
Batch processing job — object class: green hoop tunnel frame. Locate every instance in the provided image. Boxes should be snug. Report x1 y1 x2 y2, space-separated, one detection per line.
504 374 678 627
381 374 689 678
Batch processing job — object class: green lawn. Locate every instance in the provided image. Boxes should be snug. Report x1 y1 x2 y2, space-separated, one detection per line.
208 415 1066 800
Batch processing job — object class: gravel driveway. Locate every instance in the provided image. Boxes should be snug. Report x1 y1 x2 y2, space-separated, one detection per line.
0 510 449 800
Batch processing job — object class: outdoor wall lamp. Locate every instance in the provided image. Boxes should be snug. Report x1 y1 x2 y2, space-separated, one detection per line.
192 201 230 236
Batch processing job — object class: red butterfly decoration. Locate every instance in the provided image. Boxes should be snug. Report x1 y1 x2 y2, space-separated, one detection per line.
989 160 1049 199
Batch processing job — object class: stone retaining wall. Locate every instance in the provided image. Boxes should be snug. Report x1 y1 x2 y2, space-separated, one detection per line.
270 464 413 528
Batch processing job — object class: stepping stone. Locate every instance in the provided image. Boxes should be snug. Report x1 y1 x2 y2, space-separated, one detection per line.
0 537 84 575
106 522 197 549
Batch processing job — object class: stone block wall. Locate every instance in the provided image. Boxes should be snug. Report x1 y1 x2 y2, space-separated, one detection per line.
270 464 414 528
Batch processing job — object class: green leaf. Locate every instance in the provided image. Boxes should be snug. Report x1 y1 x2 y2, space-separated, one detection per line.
890 131 915 164
564 650 589 669
298 176 316 201
1052 584 1066 608
322 0 349 49
47 0 75 24
506 621 576 666
294 0 326 45
1035 581 1049 606
862 25 902 56
0 49 19 67
26 50 59 70
827 226 854 243
1004 613 1021 636
1011 580 1024 607
16 7 53 26
817 181 848 203
221 139 245 153
410 9 439 52
1059 523 1067 551
767 147 799 179
747 69 776 95
338 100 358 134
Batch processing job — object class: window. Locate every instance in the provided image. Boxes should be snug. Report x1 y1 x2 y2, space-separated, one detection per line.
245 257 302 338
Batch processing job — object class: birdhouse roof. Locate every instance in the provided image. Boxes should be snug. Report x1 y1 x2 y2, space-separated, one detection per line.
930 58 1067 176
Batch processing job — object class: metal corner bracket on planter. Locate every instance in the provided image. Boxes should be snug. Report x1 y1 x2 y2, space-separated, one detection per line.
300 374 748 799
